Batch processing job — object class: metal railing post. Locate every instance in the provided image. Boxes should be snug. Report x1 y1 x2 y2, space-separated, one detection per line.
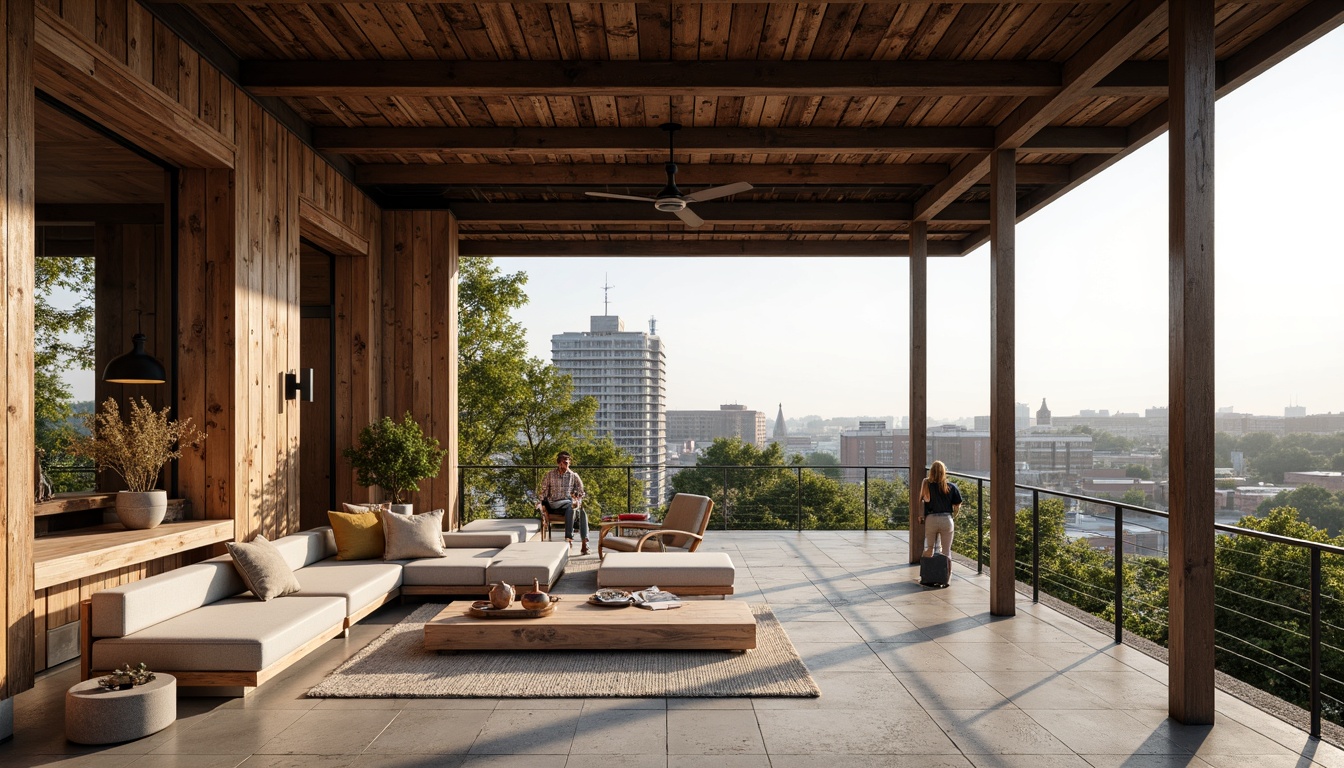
723 467 730 530
796 466 803 531
1114 504 1124 645
626 466 633 514
1032 490 1040 602
863 467 869 531
1311 547 1322 739
977 478 985 575
458 467 466 528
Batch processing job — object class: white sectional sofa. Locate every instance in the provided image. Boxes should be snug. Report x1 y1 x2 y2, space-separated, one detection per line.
82 519 562 694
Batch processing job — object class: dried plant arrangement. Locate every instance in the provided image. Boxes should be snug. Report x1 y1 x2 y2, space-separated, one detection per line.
70 397 206 492
98 662 157 690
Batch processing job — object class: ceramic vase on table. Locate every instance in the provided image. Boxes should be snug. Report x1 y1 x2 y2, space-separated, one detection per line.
116 490 167 529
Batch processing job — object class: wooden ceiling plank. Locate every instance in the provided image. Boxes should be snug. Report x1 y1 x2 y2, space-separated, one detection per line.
355 161 956 186
458 240 965 258
445 200 990 224
239 59 1066 98
314 124 1131 154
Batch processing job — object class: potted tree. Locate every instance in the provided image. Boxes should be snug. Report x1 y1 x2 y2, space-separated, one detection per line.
70 396 206 529
343 412 448 514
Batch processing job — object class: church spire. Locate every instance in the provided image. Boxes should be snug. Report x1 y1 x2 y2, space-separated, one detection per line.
772 403 788 447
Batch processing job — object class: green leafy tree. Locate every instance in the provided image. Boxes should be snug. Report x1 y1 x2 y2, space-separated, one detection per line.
35 256 97 490
458 258 530 468
1255 485 1344 535
1333 452 1344 472
868 476 911 529
1120 489 1149 507
510 359 599 468
1251 445 1319 484
1125 464 1152 480
570 436 645 518
800 451 841 480
343 412 448 503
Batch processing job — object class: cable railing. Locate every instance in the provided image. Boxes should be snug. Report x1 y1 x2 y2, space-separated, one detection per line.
459 459 1342 738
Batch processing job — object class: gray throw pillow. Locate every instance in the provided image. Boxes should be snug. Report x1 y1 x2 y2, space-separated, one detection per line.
343 502 390 514
381 508 447 560
226 535 302 601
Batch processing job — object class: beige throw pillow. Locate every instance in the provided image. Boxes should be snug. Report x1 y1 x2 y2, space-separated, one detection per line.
381 508 447 560
343 502 391 514
226 535 302 601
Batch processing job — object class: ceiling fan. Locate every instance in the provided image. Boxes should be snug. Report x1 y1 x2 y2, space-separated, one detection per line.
584 122 752 228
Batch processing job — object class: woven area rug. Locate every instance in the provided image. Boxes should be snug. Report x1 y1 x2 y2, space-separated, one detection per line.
307 599 819 699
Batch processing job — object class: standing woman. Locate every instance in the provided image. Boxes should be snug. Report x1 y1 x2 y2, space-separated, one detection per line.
919 460 962 562
539 451 589 554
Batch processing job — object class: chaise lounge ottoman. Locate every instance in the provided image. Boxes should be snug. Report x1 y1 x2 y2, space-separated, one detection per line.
596 551 736 596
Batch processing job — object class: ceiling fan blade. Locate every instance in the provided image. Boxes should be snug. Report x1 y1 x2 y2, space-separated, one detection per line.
683 181 753 203
674 207 705 228
585 191 657 202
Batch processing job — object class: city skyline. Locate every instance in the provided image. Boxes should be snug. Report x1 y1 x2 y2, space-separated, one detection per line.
495 26 1344 422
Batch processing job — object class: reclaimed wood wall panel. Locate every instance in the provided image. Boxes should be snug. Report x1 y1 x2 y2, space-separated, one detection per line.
4 0 38 700
379 210 457 525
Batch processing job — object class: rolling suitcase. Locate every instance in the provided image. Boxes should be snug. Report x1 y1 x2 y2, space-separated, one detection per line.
919 553 951 588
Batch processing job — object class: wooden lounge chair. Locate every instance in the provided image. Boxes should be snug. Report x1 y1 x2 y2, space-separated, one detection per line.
597 493 714 560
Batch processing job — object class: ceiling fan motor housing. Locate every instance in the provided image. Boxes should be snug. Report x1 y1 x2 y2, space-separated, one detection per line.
655 197 688 212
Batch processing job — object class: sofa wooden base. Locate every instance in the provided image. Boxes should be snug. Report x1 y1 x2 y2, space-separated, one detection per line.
347 589 400 628
402 574 561 597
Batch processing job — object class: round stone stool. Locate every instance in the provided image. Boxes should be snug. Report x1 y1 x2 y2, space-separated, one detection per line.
65 673 176 744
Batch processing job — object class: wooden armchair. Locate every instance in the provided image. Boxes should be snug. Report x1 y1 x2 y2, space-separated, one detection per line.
598 493 714 560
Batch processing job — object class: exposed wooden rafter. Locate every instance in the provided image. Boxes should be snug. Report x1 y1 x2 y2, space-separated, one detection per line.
315 126 1127 155
458 240 966 258
357 163 1071 187
914 0 1169 222
447 201 990 225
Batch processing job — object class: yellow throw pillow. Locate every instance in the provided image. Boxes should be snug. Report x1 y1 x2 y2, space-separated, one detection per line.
327 509 384 560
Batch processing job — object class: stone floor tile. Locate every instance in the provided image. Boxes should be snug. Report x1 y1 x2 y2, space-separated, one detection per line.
122 756 249 768
152 710 308 755
665 698 754 710
666 710 765 755
461 757 567 768
752 670 921 711
363 709 490 754
312 699 407 710
966 755 1097 768
0 756 141 768
1124 708 1304 756
895 671 1015 711
399 700 499 711
469 709 578 755
667 755 768 768
779 620 863 643
570 708 666 754
936 643 1055 673
849 621 931 644
770 758 973 768
580 698 666 711
1081 755 1215 768
757 708 960 755
347 756 468 768
1063 670 1168 708
1026 710 1188 754
927 709 1074 754
231 757 356 768
490 698 583 710
255 710 400 756
871 642 974 674
976 671 1113 710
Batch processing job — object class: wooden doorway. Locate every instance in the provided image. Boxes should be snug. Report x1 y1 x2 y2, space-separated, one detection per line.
299 241 336 530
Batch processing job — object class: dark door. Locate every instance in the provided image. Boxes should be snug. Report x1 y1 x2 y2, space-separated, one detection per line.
299 241 335 530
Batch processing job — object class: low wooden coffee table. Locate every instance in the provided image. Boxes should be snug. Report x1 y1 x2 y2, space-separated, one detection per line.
423 601 756 652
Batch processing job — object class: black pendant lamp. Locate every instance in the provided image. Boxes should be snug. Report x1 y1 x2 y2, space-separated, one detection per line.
103 311 166 385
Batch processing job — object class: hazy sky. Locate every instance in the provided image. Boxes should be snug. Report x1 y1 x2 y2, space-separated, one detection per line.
496 26 1344 422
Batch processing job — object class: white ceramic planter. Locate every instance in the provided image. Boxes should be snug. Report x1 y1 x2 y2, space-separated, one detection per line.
116 490 168 529
389 503 413 516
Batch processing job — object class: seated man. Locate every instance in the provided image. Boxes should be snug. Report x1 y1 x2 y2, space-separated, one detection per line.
537 451 589 554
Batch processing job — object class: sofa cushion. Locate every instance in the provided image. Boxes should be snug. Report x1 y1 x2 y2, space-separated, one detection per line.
442 531 515 549
400 548 497 586
328 510 384 560
597 552 736 588
227 535 303 601
92 561 248 638
295 559 403 618
382 508 447 559
344 502 390 514
485 541 569 587
89 595 346 672
460 518 540 543
269 529 338 569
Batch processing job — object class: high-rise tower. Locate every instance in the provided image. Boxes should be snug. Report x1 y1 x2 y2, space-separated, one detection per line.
552 314 667 510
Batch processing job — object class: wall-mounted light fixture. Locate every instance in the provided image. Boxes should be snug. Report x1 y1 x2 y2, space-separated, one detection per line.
285 369 315 402
103 310 166 385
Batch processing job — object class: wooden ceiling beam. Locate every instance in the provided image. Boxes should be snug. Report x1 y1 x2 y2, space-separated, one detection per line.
356 162 1072 187
459 240 967 258
914 0 1169 222
169 0 1289 5
316 126 1124 155
35 203 165 224
446 201 989 225
243 60 1063 98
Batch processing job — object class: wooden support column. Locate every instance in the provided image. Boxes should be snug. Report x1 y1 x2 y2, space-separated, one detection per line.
1168 0 1216 726
2 0 37 701
989 149 1016 617
908 222 927 563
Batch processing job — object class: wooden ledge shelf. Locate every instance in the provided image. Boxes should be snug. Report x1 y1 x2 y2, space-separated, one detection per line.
34 519 235 590
35 493 191 518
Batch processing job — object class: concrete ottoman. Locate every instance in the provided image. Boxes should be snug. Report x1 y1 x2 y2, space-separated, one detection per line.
66 673 176 744
485 541 569 589
597 552 736 596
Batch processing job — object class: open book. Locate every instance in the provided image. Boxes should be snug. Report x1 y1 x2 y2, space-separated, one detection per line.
631 587 683 610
